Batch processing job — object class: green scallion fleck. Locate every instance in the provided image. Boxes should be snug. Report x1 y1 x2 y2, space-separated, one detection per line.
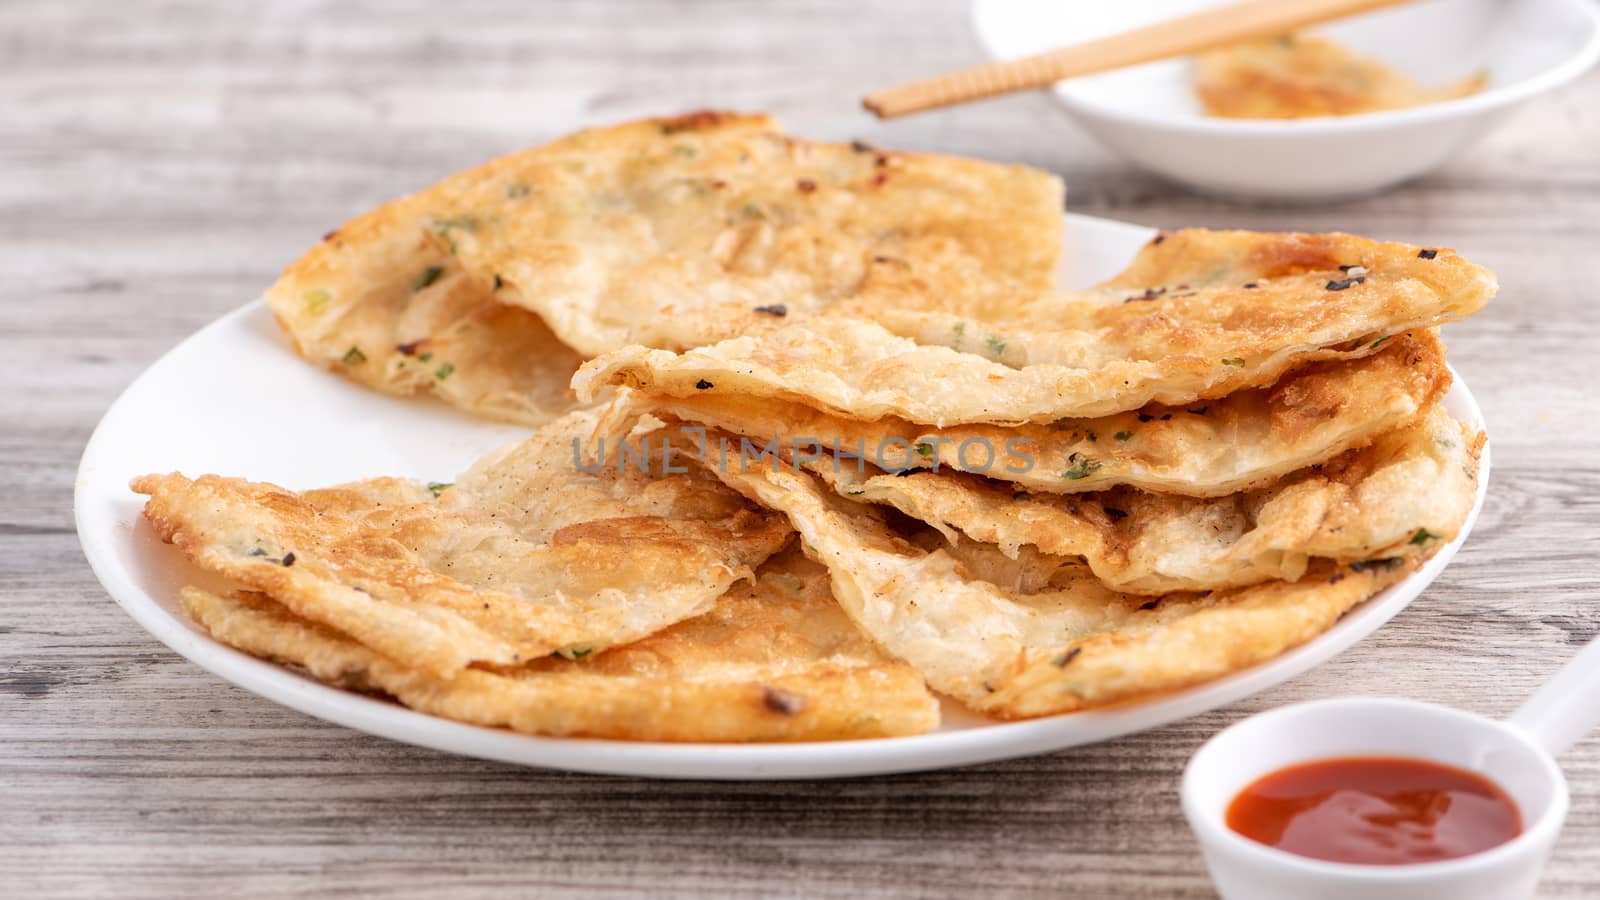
913 442 933 459
303 289 331 311
341 346 367 365
1410 527 1435 545
431 216 478 255
985 335 1007 358
434 362 455 381
1221 357 1245 367
1062 458 1102 480
413 266 444 291
427 481 452 497
506 183 529 199
1114 431 1133 442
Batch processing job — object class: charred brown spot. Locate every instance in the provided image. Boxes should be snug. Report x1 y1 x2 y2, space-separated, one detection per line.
659 110 732 135
1418 248 1438 259
872 172 888 187
763 686 805 716
796 178 817 193
850 140 875 153
1151 233 1167 245
1052 647 1083 668
1138 599 1159 611
281 552 296 567
396 340 426 356
694 379 714 390
753 304 787 316
322 229 339 242
1104 508 1128 520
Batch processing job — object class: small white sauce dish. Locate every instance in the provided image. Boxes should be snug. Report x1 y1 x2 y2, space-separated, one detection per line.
1180 632 1600 899
972 0 1600 200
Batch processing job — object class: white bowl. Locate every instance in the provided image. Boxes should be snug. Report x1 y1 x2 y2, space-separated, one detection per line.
1182 699 1569 900
972 0 1600 200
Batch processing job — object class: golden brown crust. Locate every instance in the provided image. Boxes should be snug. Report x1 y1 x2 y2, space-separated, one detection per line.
705 422 1477 717
266 184 587 427
576 230 1494 425
134 410 791 678
603 329 1451 497
1195 33 1487 120
180 548 939 741
416 112 1064 355
808 404 1480 594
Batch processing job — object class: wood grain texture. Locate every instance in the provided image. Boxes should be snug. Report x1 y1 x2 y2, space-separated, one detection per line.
3 1 1598 896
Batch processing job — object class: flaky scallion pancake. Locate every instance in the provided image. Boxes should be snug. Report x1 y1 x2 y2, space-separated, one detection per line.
179 548 939 742
807 403 1481 594
415 111 1065 355
576 230 1493 425
705 428 1475 718
1195 32 1487 120
713 467 1421 718
602 330 1449 498
266 187 587 427
133 409 791 679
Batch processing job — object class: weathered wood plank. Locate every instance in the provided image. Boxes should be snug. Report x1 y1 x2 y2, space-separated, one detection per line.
4 1 1598 896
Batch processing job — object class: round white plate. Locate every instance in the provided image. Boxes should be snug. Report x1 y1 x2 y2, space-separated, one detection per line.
75 213 1489 779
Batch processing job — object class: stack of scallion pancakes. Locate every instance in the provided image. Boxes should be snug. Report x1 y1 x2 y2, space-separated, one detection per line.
136 112 1492 741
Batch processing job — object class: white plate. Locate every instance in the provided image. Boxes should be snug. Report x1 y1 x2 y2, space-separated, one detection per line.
75 213 1489 779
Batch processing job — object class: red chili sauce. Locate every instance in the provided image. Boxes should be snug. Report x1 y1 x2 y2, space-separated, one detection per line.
1226 756 1523 865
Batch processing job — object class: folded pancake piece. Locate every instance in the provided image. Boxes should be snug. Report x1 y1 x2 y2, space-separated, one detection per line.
418 110 1065 355
179 548 939 741
709 458 1441 718
133 409 791 679
576 230 1493 425
1195 32 1486 120
809 403 1481 594
266 185 587 427
606 330 1450 498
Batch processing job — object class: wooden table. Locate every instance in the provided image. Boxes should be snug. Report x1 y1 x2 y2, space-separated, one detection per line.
6 1 1598 896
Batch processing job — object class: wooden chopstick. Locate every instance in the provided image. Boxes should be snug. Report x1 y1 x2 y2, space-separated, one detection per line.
863 0 1414 119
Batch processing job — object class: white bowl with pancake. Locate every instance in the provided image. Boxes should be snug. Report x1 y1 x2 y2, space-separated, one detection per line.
972 0 1600 200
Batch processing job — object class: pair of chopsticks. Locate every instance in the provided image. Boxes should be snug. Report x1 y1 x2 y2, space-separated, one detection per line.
863 0 1412 119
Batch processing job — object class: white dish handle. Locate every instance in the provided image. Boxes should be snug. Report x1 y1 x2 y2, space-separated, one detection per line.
1509 633 1600 756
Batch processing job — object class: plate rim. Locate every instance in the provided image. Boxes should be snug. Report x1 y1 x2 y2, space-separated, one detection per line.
73 212 1490 780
